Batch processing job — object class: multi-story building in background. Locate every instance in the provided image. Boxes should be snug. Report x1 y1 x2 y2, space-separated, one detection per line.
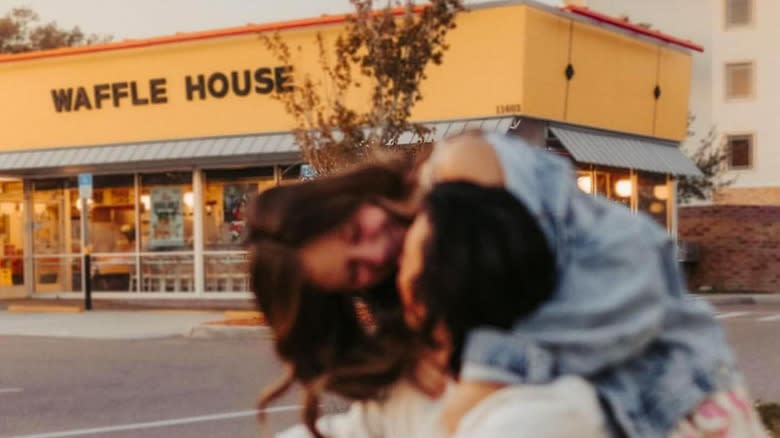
588 0 779 206
711 0 780 204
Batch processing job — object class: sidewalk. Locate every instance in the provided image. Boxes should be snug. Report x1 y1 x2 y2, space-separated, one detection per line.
0 297 256 312
0 298 266 340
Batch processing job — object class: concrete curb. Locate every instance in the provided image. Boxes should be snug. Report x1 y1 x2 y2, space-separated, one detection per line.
224 310 263 320
189 324 272 340
7 304 83 313
696 294 780 306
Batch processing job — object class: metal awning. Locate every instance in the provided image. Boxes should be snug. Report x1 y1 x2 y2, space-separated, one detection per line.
0 133 300 176
0 116 516 176
549 124 702 177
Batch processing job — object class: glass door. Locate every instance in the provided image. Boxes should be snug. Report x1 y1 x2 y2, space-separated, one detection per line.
32 179 81 293
0 181 26 298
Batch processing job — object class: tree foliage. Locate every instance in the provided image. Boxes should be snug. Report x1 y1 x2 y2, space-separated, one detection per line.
0 7 111 54
264 0 464 175
677 114 736 204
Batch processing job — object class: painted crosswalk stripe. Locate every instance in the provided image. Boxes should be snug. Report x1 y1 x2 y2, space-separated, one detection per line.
758 314 780 322
0 388 23 394
6 405 301 438
715 312 751 319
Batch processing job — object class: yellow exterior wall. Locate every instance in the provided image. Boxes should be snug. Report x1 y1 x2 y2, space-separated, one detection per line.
565 21 659 137
412 5 526 122
521 7 570 122
0 5 527 152
655 47 693 140
0 3 693 152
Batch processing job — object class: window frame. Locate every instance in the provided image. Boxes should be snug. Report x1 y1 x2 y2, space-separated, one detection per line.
724 0 754 29
724 61 755 100
725 133 755 170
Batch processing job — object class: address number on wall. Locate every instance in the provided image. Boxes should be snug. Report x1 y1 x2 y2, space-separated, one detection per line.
496 104 522 115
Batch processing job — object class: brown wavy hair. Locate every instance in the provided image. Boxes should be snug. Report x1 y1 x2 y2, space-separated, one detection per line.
246 159 422 437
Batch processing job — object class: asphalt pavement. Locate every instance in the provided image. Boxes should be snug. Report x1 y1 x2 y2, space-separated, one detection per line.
0 297 777 437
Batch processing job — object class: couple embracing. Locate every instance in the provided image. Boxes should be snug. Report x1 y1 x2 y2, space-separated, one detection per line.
246 131 767 438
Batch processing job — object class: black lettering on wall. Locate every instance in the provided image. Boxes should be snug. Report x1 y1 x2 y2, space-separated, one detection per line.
185 75 206 101
231 70 251 96
130 82 149 105
275 66 294 93
51 88 74 112
254 68 274 94
149 78 168 104
73 87 93 111
207 72 229 98
111 82 129 108
93 84 110 109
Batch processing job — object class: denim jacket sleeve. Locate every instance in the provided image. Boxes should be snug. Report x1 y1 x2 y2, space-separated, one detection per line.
460 134 668 384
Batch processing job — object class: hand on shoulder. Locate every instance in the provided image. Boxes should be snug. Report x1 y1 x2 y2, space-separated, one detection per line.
429 133 505 188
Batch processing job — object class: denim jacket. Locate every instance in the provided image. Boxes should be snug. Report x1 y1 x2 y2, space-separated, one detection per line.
459 133 740 438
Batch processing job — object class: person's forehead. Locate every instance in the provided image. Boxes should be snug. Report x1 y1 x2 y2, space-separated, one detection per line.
300 234 348 287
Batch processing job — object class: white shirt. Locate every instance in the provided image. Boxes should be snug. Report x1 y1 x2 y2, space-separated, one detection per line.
276 376 607 438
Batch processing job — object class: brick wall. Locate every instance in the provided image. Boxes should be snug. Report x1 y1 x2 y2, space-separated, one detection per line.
714 187 780 206
679 205 780 293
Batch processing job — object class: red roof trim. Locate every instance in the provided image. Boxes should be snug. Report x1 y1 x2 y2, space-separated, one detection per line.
0 6 422 64
563 5 704 53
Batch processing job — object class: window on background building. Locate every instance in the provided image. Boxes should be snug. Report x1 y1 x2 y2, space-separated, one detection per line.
637 172 670 229
727 134 753 169
725 62 754 99
725 0 753 28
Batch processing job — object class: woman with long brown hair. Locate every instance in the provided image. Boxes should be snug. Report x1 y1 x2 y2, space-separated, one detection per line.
248 131 766 438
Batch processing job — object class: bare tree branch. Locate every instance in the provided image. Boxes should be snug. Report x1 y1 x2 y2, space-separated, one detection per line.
263 0 463 175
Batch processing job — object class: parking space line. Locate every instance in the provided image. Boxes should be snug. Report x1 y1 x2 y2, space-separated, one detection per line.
715 312 751 319
6 405 301 438
758 314 780 322
0 388 23 394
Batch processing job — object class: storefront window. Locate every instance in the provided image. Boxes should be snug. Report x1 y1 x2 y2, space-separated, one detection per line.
203 167 275 250
89 175 136 292
0 181 25 293
576 170 594 194
32 178 81 293
594 169 632 209
135 172 195 294
637 172 669 229
203 167 274 293
279 163 302 185
139 172 193 251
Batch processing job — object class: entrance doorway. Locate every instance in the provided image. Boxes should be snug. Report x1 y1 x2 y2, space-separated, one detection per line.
0 181 26 298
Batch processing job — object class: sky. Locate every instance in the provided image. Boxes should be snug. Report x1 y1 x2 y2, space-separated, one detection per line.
1 0 560 40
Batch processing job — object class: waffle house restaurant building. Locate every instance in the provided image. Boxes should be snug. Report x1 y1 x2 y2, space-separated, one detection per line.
0 0 702 300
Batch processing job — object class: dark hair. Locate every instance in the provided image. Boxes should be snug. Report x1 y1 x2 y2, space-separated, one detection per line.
247 160 420 438
414 181 557 373
247 159 417 335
